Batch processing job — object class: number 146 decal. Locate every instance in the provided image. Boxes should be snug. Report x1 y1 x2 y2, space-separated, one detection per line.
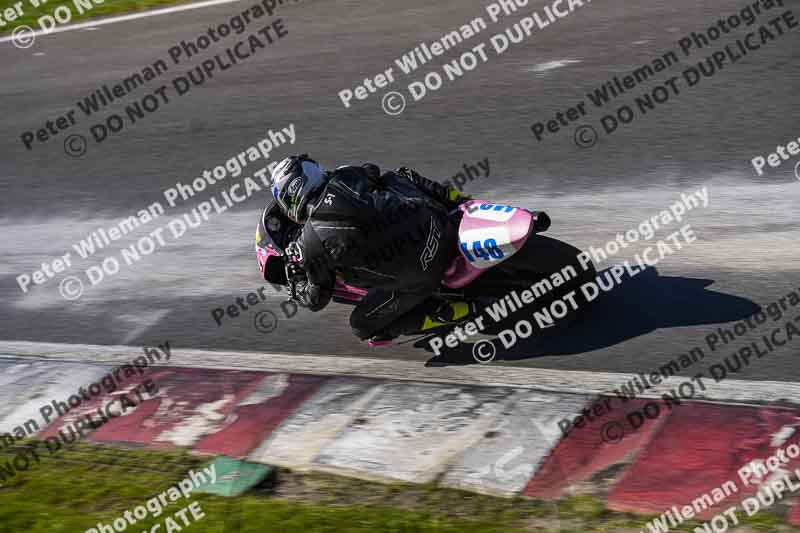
461 239 504 262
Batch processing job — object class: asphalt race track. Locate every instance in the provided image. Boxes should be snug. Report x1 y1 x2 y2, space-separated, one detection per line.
1 0 798 380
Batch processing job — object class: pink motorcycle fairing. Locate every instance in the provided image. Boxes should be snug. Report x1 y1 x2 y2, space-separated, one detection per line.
256 203 292 284
441 200 533 289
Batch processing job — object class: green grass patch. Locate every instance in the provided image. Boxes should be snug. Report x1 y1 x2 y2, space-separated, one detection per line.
0 440 798 533
0 0 196 35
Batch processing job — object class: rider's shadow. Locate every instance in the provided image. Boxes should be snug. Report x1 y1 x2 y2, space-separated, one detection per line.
420 266 762 365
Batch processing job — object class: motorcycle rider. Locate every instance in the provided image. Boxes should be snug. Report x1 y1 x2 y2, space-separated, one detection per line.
270 154 475 342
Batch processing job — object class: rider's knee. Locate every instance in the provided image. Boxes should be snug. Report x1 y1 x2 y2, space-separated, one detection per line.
349 314 373 340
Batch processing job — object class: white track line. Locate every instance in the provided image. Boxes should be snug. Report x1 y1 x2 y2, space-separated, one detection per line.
0 0 244 43
1 340 799 406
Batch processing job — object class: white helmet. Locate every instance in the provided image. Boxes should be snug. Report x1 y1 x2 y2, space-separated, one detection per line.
271 154 327 223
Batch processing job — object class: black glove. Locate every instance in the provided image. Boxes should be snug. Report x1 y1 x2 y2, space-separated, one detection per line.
396 166 472 209
287 274 317 308
285 263 305 301
284 240 307 301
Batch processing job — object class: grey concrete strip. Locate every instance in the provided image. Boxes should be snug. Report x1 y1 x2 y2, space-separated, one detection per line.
249 377 383 470
440 390 591 496
0 359 108 437
1 341 800 406
311 382 515 483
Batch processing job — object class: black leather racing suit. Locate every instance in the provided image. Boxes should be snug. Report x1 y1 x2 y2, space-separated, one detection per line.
288 164 462 339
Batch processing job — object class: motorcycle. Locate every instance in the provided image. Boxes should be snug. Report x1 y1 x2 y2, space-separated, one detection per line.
255 195 596 347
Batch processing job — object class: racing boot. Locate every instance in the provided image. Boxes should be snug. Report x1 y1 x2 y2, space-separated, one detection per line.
367 299 477 346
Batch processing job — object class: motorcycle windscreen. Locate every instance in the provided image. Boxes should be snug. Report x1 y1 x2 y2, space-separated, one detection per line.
255 200 296 285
